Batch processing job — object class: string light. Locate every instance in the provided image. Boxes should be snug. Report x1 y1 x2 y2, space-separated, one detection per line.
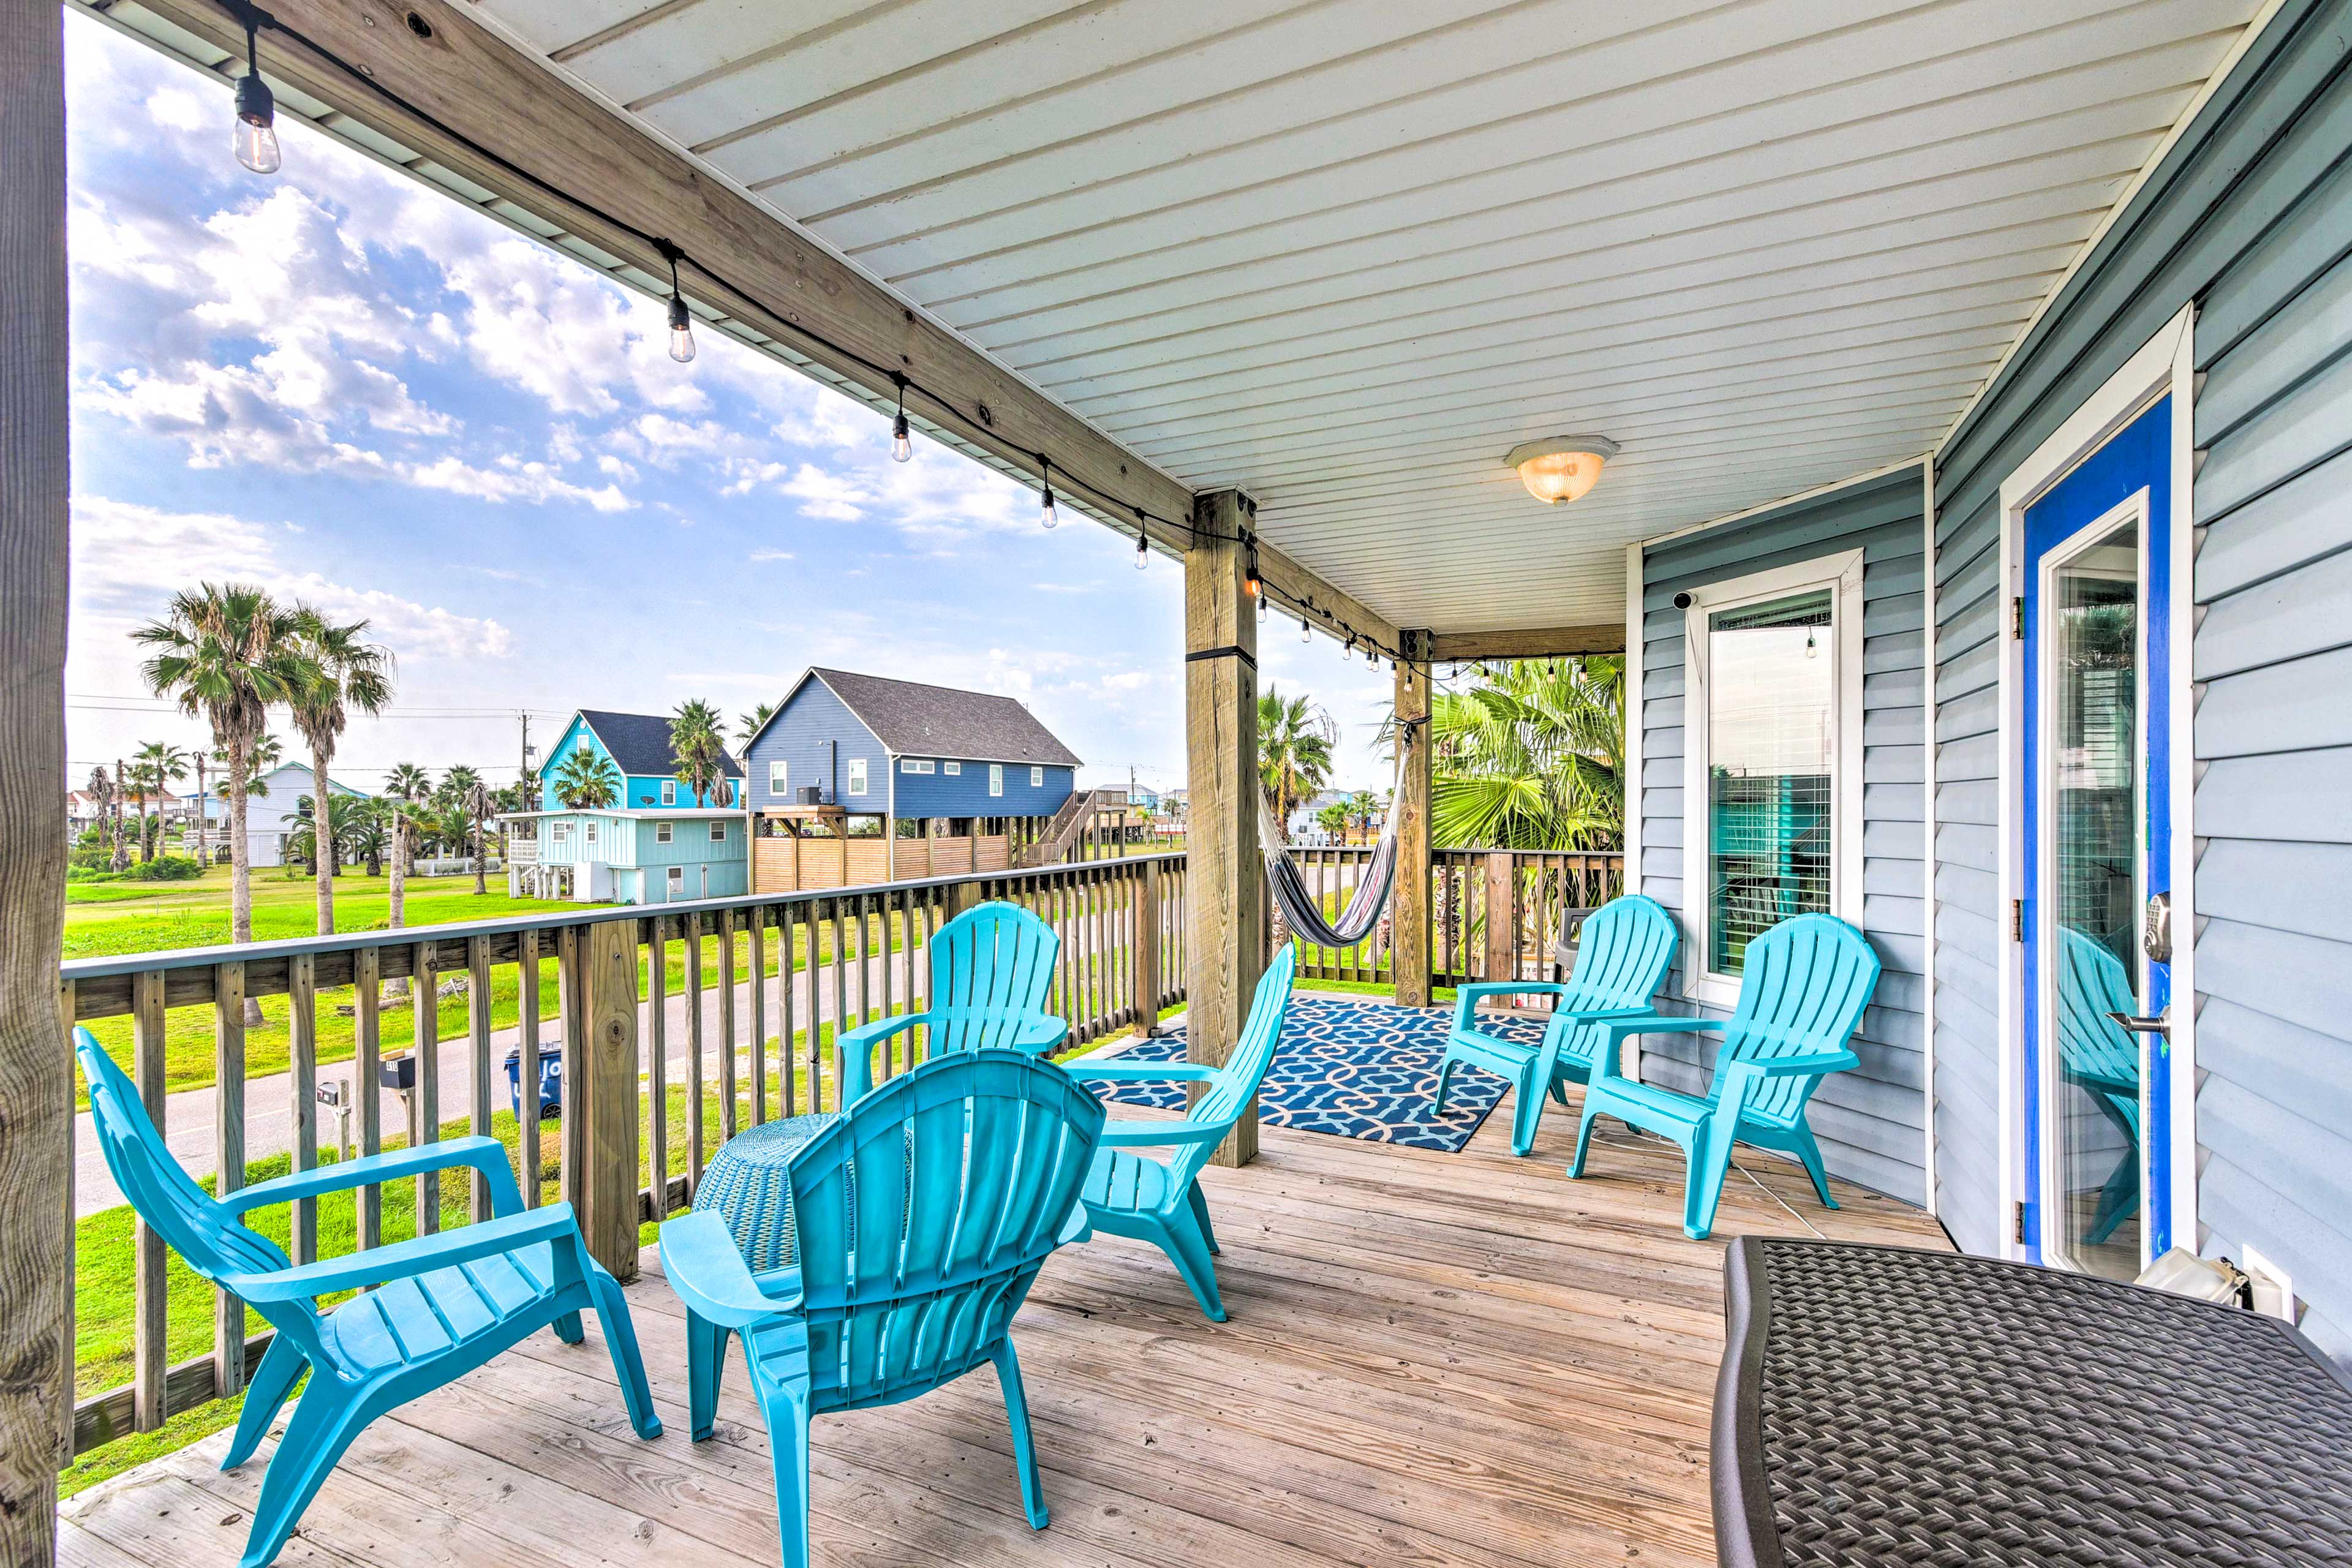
659 242 695 363
889 375 911 462
1133 518 1149 571
1039 458 1058 530
231 8 280 175
1301 616 1312 644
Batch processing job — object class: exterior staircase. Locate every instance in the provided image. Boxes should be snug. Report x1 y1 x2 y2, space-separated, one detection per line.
1021 788 1123 867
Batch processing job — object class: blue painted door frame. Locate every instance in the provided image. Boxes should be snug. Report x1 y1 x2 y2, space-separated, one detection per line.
2018 393 2177 1268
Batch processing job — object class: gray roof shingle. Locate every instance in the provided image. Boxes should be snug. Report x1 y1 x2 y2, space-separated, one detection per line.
578 710 745 780
809 669 1081 768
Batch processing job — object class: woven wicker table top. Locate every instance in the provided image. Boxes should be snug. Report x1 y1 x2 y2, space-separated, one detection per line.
1713 1238 2352 1568
691 1113 838 1275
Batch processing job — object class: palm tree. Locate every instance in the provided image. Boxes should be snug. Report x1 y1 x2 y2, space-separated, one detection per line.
1257 686 1336 826
736 702 777 748
380 761 431 933
130 741 190 862
280 792 365 873
110 760 130 870
288 608 394 935
436 764 482 813
1419 655 1624 850
549 749 620 810
140 586 313 1022
85 766 117 868
347 798 389 877
669 698 728 806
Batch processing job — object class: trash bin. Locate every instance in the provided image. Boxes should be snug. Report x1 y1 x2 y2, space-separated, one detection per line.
503 1045 562 1120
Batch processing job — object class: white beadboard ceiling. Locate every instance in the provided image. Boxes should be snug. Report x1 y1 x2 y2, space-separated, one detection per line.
475 0 2258 633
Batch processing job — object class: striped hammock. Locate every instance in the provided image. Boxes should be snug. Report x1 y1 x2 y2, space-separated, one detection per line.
1257 791 1400 949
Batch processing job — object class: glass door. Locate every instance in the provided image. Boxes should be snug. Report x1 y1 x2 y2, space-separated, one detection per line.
2019 394 2178 1279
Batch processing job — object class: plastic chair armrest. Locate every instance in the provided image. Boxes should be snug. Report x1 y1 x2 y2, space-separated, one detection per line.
1066 1060 1219 1084
1451 980 1570 1032
1095 1118 1231 1149
1057 1199 1092 1247
1722 1048 1860 1082
1003 1011 1069 1055
835 1013 925 1104
659 1212 805 1329
226 1136 523 1218
225 1204 578 1302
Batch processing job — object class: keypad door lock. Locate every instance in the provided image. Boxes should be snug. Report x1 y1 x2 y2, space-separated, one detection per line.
2143 891 2173 966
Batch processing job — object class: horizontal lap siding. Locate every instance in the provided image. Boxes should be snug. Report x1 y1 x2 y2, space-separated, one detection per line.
1929 0 2352 1360
744 680 886 810
1637 466 1929 1206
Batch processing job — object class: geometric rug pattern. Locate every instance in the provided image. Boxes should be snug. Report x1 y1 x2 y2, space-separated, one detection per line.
1069 992 1552 1153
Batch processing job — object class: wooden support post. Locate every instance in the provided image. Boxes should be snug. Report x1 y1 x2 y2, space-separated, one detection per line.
557 925 587 1218
1483 851 1516 987
516 930 540 1208
1183 490 1263 1167
130 973 167 1433
0 10 70 1547
576 919 642 1281
211 961 247 1398
1393 630 1434 1008
286 953 318 1265
353 946 382 1246
411 941 439 1232
1132 863 1161 1033
467 935 494 1223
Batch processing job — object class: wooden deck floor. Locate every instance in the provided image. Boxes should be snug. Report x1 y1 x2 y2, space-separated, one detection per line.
59 1080 1948 1568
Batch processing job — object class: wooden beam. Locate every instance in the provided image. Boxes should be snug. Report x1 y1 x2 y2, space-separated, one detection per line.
0 9 70 1552
1427 625 1626 661
1391 633 1433 1009
576 919 641 1281
1182 492 1263 1168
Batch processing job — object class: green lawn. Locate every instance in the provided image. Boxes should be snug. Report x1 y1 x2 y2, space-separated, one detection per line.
66 866 921 1106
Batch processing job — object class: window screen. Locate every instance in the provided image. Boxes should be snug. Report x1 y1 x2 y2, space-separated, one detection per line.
1706 589 1834 976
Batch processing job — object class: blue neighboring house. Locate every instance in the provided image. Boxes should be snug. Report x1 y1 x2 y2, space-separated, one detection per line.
742 668 1079 827
505 709 749 905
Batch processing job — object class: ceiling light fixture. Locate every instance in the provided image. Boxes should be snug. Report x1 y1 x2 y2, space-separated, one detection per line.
1506 435 1620 506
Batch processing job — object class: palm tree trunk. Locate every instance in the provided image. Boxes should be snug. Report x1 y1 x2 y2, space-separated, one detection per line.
312 744 334 935
110 761 127 870
472 790 488 896
194 754 208 867
384 808 407 999
228 737 263 1025
132 786 151 862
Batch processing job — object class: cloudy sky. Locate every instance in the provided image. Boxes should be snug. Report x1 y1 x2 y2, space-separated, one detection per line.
62 13 1405 803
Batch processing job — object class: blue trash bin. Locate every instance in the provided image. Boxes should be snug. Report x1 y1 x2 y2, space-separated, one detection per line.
503 1046 562 1120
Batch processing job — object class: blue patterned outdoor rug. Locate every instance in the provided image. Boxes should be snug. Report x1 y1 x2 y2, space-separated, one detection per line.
1072 993 1545 1153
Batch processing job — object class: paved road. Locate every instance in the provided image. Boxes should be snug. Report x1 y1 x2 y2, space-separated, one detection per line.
74 945 916 1218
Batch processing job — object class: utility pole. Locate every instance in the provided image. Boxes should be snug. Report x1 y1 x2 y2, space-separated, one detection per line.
518 712 533 799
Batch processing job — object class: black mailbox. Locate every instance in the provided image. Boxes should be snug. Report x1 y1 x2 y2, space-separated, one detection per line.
379 1053 417 1093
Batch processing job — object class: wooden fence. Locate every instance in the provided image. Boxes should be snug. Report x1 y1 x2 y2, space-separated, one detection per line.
1285 848 1623 991
56 852 1185 1458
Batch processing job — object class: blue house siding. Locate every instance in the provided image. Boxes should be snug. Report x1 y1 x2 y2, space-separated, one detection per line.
744 679 886 810
540 713 732 810
891 760 1073 818
524 810 747 906
1926 0 2352 1357
1636 464 1930 1206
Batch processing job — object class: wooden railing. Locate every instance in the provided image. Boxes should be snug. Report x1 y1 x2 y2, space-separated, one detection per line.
1285 848 1623 992
57 852 1185 1458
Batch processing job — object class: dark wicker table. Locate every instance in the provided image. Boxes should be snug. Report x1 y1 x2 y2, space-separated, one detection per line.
1714 1238 2352 1567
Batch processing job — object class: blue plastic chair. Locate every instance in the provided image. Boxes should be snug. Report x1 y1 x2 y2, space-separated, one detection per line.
660 1049 1106 1568
75 1028 659 1568
1568 914 1880 1240
834 899 1065 1104
1434 894 1678 1156
2057 925 2144 1245
1065 943 1295 1321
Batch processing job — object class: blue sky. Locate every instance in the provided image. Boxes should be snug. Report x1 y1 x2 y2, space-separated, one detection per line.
62 13 1401 802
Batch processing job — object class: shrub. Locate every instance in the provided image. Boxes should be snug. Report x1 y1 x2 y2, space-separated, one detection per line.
120 856 203 882
66 865 117 883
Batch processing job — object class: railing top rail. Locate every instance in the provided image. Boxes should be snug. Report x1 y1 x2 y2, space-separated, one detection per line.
58 851 1186 982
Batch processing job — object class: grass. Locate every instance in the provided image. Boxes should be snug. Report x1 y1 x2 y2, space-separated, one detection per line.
66 865 922 1107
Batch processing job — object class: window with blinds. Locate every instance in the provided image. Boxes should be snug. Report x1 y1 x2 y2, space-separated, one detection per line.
1705 589 1835 976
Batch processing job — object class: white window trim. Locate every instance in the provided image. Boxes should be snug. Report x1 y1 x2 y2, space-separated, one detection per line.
666 865 684 897
1679 546 1866 1009
655 821 673 843
1030 766 1044 787
768 759 788 793
584 821 598 845
660 780 677 805
901 758 935 774
846 758 869 797
709 820 726 842
943 761 961 775
989 763 1005 797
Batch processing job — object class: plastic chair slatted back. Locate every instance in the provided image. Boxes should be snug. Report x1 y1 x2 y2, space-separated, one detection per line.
1550 896 1679 1069
1718 914 1881 1126
2057 926 2143 1126
927 902 1060 1054
1172 944 1297 1189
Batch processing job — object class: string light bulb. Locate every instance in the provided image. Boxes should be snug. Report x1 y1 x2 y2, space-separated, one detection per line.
660 243 695 363
889 375 911 462
1039 459 1058 529
1804 628 1819 659
232 16 280 175
1300 616 1311 644
1133 527 1149 571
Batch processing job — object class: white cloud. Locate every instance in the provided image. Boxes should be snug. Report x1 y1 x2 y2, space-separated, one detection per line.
750 548 796 562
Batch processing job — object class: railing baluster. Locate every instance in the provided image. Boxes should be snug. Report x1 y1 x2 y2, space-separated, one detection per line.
780 902 799 1118
829 899 848 1106
748 908 767 1126
212 960 247 1399
287 952 318 1265
130 970 166 1432
718 908 738 1144
468 935 494 1224
353 946 382 1246
880 891 897 1055
518 930 541 1208
58 977 76 1465
412 940 439 1234
685 913 705 1191
646 916 667 1219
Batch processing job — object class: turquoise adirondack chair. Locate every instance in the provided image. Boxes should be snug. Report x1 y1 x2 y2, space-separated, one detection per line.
2058 925 2144 1245
660 1049 1106 1567
1066 942 1295 1321
75 1028 660 1568
1568 914 1880 1240
834 899 1065 1104
1434 894 1678 1156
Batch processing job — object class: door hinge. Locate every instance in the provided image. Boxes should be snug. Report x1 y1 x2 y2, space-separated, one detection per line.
2011 595 2024 638
2011 899 2024 943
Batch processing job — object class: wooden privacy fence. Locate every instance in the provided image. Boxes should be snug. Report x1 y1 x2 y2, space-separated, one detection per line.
1284 848 1623 992
56 853 1185 1460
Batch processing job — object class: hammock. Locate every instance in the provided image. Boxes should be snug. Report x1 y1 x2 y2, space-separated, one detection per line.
1259 789 1400 950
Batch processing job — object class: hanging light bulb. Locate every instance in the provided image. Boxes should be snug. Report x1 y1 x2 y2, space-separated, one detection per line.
889 375 911 462
658 243 695 363
1039 458 1058 530
1450 662 1463 682
1257 587 1269 623
232 18 280 175
1804 627 1819 659
1133 529 1149 571
1300 616 1312 644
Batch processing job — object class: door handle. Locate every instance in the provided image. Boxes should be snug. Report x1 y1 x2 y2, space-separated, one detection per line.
2105 1008 2169 1037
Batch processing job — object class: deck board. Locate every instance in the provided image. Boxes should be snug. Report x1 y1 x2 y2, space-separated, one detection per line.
60 1076 1948 1567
